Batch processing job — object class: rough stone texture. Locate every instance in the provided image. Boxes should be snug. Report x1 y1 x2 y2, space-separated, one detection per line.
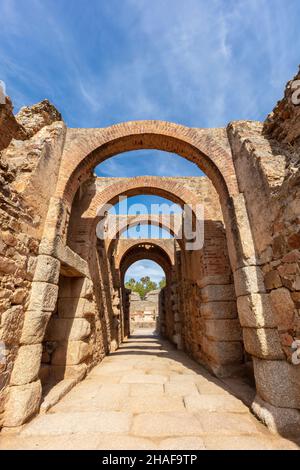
253 358 300 408
3 380 42 427
237 293 277 328
51 341 90 366
45 318 91 341
252 395 300 436
243 328 284 360
10 344 42 385
263 67 300 144
16 100 62 139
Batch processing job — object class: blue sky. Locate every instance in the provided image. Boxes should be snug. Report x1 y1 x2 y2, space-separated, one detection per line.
1 0 299 281
125 260 165 285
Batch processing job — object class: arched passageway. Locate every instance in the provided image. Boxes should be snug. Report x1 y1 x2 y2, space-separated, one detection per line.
3 115 299 441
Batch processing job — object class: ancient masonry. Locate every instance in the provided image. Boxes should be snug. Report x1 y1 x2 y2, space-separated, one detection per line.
0 69 300 435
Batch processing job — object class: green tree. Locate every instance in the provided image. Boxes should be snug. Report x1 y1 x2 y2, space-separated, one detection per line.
159 277 166 289
125 276 158 300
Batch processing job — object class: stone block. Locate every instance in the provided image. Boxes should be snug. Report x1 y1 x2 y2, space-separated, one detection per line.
49 364 87 382
200 301 237 319
57 298 95 318
28 282 58 312
20 310 52 344
243 328 284 360
201 336 243 365
237 293 277 328
264 270 282 290
132 412 204 437
4 380 42 427
184 393 248 413
270 287 295 330
45 318 91 341
251 394 300 437
58 277 93 299
234 266 266 297
205 319 242 341
201 284 236 302
10 344 42 385
33 255 60 284
253 357 300 408
51 341 90 365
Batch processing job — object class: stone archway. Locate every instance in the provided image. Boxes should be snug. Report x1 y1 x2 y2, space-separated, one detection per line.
5 120 289 429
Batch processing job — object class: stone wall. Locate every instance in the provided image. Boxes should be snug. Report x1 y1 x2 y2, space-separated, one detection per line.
0 98 65 427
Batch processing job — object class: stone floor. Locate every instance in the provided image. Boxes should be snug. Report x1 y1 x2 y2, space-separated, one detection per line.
0 330 299 450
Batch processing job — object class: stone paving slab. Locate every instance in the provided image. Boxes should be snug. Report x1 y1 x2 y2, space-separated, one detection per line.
184 393 248 413
20 411 132 436
122 396 185 413
132 412 205 437
1 331 298 450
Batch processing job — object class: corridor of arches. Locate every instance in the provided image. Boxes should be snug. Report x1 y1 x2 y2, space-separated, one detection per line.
2 115 300 450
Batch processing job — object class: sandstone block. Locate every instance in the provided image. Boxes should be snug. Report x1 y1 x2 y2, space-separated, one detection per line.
205 319 242 341
49 364 87 382
243 328 284 360
28 282 58 312
58 277 93 299
57 298 95 318
270 288 295 330
51 341 90 365
237 293 277 328
264 270 282 289
20 309 52 344
33 255 60 283
200 301 237 319
45 318 91 341
10 344 42 385
4 380 42 427
201 284 235 302
201 336 243 365
234 266 266 297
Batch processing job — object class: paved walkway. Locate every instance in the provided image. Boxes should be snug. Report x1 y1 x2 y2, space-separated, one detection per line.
0 331 298 450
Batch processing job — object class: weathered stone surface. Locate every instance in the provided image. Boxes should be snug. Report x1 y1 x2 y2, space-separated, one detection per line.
201 284 235 302
28 282 58 312
57 298 95 318
202 336 243 365
33 255 60 283
16 99 62 138
237 293 277 328
45 318 91 341
243 328 284 360
58 277 93 299
205 319 242 341
200 301 237 319
270 288 295 330
253 358 300 408
20 310 52 344
234 266 266 297
51 341 90 365
251 394 300 436
264 270 282 290
4 381 42 427
10 344 42 385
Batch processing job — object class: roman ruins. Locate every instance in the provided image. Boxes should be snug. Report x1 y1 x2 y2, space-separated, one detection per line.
0 68 299 442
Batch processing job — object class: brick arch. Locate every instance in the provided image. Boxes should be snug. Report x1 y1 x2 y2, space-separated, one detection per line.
70 176 205 259
83 176 208 218
57 121 239 207
106 215 183 257
117 241 173 284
